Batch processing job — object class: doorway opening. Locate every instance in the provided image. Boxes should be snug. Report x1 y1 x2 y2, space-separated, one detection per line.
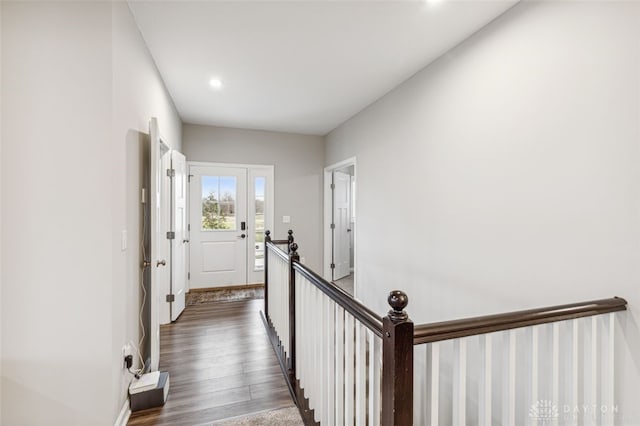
187 162 274 290
324 158 356 296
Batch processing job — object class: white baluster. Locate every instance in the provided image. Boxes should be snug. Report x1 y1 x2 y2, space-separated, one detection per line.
296 273 303 389
306 278 312 396
531 325 539 426
344 312 355 425
479 334 492 426
602 312 616 426
427 342 440 426
502 330 516 426
368 331 382 426
283 258 288 354
355 323 367 425
320 294 328 425
309 284 320 416
335 305 345 425
453 338 467 426
584 316 599 426
304 278 311 395
326 298 336 426
552 322 560 426
571 319 581 426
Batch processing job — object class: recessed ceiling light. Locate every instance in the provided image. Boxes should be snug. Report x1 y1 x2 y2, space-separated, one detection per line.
209 78 223 89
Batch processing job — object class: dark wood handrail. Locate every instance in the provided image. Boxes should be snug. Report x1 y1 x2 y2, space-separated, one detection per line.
265 240 383 336
291 259 384 337
413 297 627 345
267 242 290 262
270 239 290 245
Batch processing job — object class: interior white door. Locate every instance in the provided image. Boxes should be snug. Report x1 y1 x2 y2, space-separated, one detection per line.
149 117 170 372
170 151 187 321
189 165 248 288
333 171 351 280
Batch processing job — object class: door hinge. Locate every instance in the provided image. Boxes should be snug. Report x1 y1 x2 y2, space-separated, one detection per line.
166 231 175 239
167 169 175 178
188 224 191 232
187 272 190 280
330 183 335 190
330 223 335 229
330 263 335 269
166 294 175 303
188 174 193 183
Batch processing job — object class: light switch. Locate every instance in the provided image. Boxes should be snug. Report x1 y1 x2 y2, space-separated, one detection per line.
282 215 291 224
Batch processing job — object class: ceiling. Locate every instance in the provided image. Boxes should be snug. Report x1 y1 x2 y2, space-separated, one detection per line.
128 1 517 136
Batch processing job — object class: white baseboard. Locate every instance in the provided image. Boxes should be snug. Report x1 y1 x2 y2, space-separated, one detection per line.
114 398 131 426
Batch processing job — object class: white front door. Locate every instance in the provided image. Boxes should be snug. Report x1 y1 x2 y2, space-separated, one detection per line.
170 150 187 320
333 171 351 280
189 165 248 288
188 164 274 289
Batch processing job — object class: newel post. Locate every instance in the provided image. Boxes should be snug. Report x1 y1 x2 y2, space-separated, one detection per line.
264 230 271 319
288 242 299 373
287 229 294 254
382 290 414 426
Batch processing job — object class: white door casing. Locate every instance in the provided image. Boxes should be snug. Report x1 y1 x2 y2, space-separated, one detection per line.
170 150 187 321
333 171 351 280
189 165 248 288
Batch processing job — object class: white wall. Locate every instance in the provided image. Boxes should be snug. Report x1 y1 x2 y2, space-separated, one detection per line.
2 3 114 424
183 124 324 271
1 3 182 424
111 2 182 422
326 1 640 423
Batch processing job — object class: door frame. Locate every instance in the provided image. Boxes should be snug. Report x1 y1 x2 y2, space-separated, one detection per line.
187 161 275 289
323 157 357 294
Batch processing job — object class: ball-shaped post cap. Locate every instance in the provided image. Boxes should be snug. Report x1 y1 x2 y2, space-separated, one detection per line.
289 242 299 254
387 290 409 322
265 230 271 236
288 229 293 235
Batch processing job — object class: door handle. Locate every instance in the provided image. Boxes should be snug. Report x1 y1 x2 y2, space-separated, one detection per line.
241 221 246 231
239 234 246 239
183 239 189 243
157 259 166 267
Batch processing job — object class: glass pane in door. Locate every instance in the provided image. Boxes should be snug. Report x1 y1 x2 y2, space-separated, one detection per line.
254 177 266 270
201 175 237 230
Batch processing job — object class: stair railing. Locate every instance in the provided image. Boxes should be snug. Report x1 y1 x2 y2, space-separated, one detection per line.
262 230 627 426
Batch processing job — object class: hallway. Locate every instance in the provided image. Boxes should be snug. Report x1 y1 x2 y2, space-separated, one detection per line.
128 299 297 425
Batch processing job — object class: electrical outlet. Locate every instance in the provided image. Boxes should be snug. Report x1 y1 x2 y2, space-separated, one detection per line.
122 343 132 359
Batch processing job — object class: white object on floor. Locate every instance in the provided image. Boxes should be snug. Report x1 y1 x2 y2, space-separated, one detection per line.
129 371 160 394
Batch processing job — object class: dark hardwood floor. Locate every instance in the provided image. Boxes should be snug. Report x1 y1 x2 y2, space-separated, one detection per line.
128 299 296 426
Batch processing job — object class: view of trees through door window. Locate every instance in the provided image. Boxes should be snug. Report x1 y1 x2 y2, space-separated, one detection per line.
201 176 237 230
